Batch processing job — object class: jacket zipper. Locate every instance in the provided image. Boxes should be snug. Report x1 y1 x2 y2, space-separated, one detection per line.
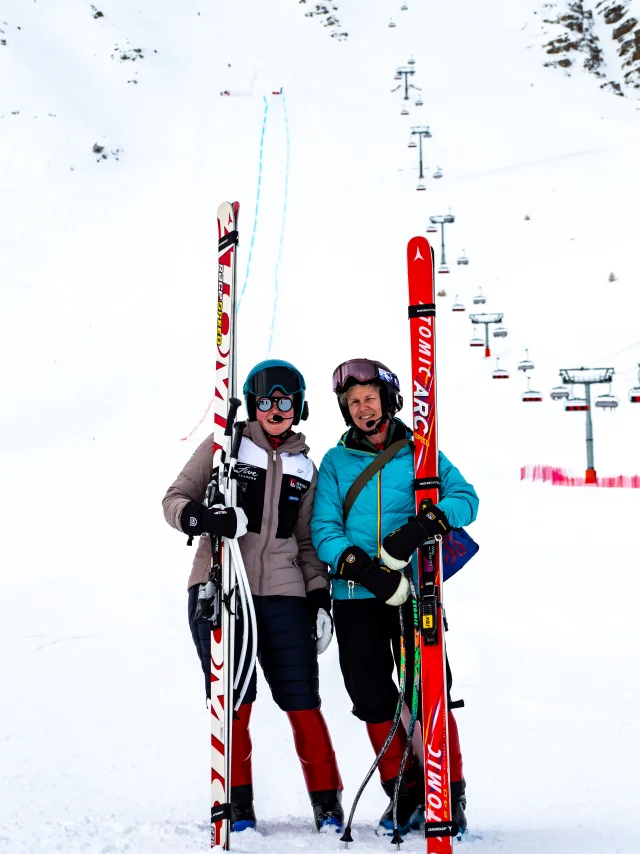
258 449 278 595
377 468 382 559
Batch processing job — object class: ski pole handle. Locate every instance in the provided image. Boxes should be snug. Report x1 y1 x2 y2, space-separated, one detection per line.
230 420 245 464
225 397 242 436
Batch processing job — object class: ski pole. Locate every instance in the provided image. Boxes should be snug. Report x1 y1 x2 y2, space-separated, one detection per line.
390 581 421 848
341 589 408 846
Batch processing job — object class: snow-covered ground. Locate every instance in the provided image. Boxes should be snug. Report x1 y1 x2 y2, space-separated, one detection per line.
1 1 639 852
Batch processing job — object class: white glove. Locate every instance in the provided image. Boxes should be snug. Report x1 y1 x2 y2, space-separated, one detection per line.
385 573 410 607
315 608 333 654
233 506 248 538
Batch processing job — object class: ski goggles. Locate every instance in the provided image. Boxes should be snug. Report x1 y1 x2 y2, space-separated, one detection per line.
256 396 294 413
247 366 304 397
332 359 400 394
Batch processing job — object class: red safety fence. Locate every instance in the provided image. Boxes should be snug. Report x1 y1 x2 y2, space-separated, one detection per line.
521 465 640 488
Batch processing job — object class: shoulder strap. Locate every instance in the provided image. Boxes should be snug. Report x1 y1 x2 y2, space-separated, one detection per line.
343 438 411 522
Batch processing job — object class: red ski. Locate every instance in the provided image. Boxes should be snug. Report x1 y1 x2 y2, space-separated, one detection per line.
407 236 455 853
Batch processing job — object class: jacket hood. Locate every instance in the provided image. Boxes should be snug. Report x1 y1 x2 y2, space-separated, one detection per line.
243 419 310 456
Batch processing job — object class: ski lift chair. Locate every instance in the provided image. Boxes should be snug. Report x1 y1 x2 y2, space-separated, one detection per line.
550 386 569 401
565 397 589 412
595 385 619 410
407 56 415 66
517 349 534 372
433 167 443 179
401 2 409 10
493 325 508 338
416 181 426 192
438 264 450 274
472 290 486 305
415 97 424 107
408 138 417 148
401 107 409 116
470 334 484 348
492 358 509 379
389 19 397 27
452 296 465 312
521 377 542 402
457 253 469 265
427 225 438 234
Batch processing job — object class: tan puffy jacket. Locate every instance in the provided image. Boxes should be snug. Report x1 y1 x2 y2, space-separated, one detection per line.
163 421 330 597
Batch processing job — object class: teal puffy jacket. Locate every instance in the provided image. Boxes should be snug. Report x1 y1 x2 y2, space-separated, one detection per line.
311 419 479 600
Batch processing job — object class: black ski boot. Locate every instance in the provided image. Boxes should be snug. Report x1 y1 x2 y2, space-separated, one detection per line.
451 778 467 837
230 784 256 832
309 789 344 832
378 767 422 837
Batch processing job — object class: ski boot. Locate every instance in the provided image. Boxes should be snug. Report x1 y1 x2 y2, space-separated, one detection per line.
310 789 344 832
378 768 422 837
451 778 467 837
230 784 257 832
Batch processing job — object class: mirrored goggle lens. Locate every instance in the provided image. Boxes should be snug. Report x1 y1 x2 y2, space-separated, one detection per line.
332 359 379 393
250 367 303 397
257 396 294 412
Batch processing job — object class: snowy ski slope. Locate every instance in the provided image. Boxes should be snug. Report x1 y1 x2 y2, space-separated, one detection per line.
1 1 639 852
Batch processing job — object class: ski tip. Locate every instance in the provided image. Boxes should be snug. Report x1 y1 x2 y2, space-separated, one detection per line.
407 236 430 264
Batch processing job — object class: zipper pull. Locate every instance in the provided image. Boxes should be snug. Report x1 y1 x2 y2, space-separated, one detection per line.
348 580 355 599
272 450 277 462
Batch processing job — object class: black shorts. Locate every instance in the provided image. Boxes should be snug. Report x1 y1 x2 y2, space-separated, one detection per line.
333 597 453 723
188 586 320 711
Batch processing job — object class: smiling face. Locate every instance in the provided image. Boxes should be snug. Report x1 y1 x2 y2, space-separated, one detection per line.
255 390 295 436
344 383 383 432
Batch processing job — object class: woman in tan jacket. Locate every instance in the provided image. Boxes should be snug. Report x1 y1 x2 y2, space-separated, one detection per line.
163 360 343 834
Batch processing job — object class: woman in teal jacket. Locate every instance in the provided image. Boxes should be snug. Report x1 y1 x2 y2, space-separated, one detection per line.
311 358 478 837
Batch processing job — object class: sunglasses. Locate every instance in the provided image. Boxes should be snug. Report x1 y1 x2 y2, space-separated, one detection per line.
256 396 294 413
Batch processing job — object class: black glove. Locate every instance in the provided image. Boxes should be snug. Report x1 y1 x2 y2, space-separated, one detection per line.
381 500 451 570
336 546 409 606
307 587 332 627
180 500 248 539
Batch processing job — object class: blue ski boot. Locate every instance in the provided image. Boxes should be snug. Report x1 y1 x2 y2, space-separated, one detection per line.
451 778 467 837
310 789 344 832
378 768 422 836
230 784 256 832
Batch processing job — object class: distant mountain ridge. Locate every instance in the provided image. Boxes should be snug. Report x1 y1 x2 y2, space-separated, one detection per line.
534 0 640 96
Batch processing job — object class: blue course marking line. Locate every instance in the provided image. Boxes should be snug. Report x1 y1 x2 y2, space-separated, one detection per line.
238 95 269 312
267 90 290 353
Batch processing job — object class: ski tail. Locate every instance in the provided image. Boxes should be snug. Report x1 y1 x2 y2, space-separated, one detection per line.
407 237 456 852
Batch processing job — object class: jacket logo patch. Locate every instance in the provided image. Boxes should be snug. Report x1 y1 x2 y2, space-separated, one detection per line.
236 463 260 482
346 553 356 563
288 495 300 502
